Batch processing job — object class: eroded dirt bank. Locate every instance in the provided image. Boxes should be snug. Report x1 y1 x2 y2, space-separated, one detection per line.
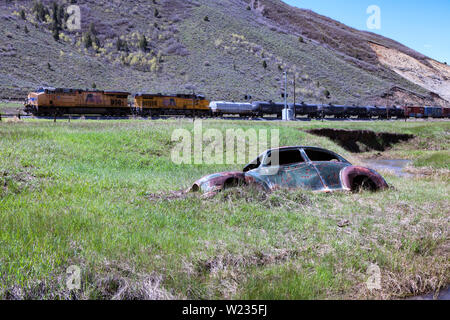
307 129 415 153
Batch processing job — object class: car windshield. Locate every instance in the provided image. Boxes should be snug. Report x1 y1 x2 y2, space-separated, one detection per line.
243 154 263 172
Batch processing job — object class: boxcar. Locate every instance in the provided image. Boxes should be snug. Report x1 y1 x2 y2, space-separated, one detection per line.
134 93 210 117
24 87 131 116
405 106 425 118
443 108 450 118
424 106 443 118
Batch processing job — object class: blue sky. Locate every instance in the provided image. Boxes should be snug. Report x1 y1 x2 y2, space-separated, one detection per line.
284 0 450 63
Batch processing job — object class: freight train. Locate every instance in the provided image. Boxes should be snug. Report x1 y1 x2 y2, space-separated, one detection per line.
23 87 450 119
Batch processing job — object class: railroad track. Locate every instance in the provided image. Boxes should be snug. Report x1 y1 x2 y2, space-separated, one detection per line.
2 113 444 122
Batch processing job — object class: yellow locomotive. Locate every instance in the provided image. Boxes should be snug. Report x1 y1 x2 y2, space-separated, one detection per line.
134 93 211 117
25 87 131 116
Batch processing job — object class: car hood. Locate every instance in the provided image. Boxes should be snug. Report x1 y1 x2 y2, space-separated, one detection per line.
188 171 245 194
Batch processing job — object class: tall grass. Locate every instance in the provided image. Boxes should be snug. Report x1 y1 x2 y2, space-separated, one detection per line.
0 119 448 299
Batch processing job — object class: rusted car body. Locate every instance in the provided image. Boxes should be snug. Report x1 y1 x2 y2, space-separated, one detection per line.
189 147 388 196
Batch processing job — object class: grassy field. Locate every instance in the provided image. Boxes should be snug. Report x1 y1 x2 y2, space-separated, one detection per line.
0 119 448 299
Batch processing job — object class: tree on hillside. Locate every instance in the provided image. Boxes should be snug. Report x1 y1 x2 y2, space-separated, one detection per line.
84 32 92 48
52 28 59 41
139 35 148 52
116 37 129 52
33 1 49 22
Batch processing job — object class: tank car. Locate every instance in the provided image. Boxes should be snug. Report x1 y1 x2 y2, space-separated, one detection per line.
209 101 257 117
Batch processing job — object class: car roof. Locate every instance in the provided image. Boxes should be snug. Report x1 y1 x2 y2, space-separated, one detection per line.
267 146 337 153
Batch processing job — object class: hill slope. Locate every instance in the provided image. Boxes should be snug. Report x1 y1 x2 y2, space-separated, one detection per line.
0 0 448 107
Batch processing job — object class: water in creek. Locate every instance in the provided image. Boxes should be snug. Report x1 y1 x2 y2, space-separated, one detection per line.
407 287 450 300
364 159 413 177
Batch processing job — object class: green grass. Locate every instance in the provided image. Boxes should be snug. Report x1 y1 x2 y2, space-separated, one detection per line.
0 119 448 299
413 151 450 169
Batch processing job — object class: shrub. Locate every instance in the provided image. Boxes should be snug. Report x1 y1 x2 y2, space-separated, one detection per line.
33 1 48 22
52 28 59 41
262 60 267 69
116 37 129 52
139 35 148 52
89 23 97 36
204 16 209 22
83 32 93 48
298 36 304 43
20 9 26 20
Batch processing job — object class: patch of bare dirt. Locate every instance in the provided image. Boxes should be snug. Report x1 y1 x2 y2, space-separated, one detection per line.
0 168 41 196
370 42 450 104
195 248 304 275
147 190 187 201
1 261 177 300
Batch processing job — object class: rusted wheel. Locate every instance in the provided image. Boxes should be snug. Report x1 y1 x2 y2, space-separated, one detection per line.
351 176 377 192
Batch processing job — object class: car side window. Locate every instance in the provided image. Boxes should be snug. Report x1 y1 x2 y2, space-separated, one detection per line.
264 149 305 167
304 149 340 162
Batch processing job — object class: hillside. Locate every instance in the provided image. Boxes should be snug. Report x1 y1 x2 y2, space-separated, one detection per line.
0 0 448 107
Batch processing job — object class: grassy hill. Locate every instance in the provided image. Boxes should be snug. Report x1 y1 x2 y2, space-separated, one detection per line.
0 0 448 107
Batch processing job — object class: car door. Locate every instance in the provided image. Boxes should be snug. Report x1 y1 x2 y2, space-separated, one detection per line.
247 148 324 191
302 148 351 190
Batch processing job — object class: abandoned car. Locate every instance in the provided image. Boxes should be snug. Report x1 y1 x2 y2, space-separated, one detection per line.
189 146 388 196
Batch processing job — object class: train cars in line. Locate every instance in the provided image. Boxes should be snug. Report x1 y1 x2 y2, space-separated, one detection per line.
424 106 443 118
291 103 320 118
404 106 425 118
134 93 211 117
209 101 257 117
24 87 131 116
251 101 285 118
443 108 450 118
23 87 449 120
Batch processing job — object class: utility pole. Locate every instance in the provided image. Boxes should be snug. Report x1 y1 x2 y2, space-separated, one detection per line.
293 77 296 106
293 77 296 118
284 71 287 114
282 72 294 121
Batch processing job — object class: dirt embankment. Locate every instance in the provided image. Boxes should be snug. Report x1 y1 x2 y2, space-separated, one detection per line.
308 129 415 153
370 42 450 104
